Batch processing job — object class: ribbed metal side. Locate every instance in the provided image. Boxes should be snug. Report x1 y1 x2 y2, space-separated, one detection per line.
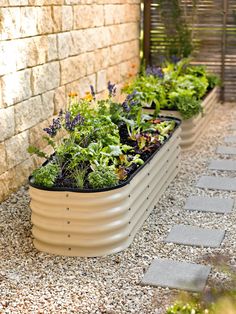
180 87 219 149
145 87 219 150
30 127 181 257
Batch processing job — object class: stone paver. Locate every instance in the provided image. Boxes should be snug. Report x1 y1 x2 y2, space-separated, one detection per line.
164 224 225 247
209 159 236 171
224 136 236 144
196 176 236 191
184 196 234 214
216 146 236 155
141 258 211 292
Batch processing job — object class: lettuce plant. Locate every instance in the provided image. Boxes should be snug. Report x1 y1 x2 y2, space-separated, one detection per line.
122 75 166 117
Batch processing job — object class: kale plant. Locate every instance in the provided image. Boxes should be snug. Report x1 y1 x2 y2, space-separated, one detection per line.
88 167 119 189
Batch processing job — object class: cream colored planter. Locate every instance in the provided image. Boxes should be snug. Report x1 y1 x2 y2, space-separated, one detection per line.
144 87 219 150
29 125 181 257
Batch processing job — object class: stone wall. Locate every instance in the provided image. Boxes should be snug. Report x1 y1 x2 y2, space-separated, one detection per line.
0 0 141 202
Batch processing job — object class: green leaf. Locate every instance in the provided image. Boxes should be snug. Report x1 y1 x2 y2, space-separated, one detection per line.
28 145 47 159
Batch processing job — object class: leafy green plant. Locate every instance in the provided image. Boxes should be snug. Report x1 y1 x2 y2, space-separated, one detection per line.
88 167 119 189
169 90 202 119
206 73 221 90
162 58 190 80
186 64 207 77
167 293 236 314
123 58 219 119
166 302 207 314
28 145 48 159
176 75 208 99
122 76 165 116
31 162 60 188
155 120 176 137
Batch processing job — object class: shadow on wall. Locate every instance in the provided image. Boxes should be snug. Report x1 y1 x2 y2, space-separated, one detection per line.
0 6 64 202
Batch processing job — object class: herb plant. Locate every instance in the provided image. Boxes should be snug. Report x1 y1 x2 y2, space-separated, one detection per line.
31 162 60 188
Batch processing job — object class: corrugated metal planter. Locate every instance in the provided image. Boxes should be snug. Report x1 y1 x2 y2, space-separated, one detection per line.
29 121 181 257
144 87 219 150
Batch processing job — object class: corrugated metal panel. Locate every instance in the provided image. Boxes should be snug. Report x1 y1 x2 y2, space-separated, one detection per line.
30 128 181 257
146 0 236 102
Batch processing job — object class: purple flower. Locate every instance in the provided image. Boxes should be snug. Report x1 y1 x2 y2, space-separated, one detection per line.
43 117 61 137
146 66 164 79
65 111 71 130
90 85 96 99
126 90 140 101
130 100 139 107
107 81 116 97
122 101 131 113
171 55 181 64
65 111 84 131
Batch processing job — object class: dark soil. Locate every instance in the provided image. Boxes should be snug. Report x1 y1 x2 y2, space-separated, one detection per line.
31 118 179 191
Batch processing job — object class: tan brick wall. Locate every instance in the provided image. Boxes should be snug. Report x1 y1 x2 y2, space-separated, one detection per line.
0 0 141 201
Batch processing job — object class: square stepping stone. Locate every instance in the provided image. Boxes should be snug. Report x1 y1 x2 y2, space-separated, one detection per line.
141 258 211 292
224 136 236 144
184 196 234 214
196 176 236 191
216 146 236 155
209 159 236 171
164 224 225 248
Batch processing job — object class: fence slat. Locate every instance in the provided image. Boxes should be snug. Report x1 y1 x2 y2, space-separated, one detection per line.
144 0 236 101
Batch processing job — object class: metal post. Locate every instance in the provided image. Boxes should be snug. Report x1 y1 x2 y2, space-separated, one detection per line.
143 0 152 66
221 0 228 103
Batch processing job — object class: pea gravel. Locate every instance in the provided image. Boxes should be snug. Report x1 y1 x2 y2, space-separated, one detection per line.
0 102 236 314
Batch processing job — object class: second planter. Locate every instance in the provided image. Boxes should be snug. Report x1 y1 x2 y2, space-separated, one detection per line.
144 87 219 149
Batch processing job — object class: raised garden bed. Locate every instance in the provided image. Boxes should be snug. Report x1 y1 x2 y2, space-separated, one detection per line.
29 121 181 257
144 87 219 149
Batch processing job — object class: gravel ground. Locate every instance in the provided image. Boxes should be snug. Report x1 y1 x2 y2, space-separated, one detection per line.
0 102 236 314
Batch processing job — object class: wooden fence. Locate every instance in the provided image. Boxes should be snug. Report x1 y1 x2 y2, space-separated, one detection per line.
143 0 236 102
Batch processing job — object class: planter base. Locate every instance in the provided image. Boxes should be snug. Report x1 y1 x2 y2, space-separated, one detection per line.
30 127 181 257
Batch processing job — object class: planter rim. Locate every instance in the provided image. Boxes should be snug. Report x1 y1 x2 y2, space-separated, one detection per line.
29 116 181 194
